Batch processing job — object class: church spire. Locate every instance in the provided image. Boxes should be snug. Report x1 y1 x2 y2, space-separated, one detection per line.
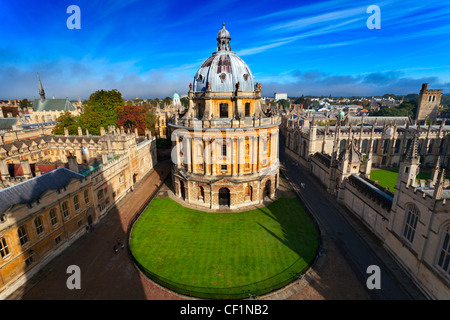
37 73 45 102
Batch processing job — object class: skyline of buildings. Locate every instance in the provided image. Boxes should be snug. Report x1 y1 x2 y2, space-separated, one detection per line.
1 0 450 100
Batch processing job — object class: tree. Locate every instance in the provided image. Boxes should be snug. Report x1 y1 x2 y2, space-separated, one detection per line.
52 111 79 135
279 99 290 109
180 97 189 109
117 105 147 135
162 96 172 107
19 99 32 110
79 89 124 135
144 106 158 135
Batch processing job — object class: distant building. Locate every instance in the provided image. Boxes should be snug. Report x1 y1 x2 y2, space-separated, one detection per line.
416 83 443 121
28 74 79 124
274 92 287 101
172 92 181 107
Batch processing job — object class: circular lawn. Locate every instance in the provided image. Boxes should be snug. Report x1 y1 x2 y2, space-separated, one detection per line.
129 197 319 299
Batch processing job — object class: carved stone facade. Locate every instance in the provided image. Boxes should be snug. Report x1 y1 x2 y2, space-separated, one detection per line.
170 24 280 210
284 115 450 298
0 126 157 298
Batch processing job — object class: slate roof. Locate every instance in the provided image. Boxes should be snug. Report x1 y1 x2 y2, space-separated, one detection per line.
33 98 75 112
347 174 393 210
0 118 18 130
0 167 85 214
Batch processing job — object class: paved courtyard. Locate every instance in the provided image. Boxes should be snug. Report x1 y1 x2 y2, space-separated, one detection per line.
8 161 369 300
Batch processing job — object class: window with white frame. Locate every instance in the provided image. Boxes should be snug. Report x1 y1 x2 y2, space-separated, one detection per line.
18 226 28 246
34 217 44 235
0 237 9 258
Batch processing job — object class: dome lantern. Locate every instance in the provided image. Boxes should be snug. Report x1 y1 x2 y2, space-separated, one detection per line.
217 22 231 52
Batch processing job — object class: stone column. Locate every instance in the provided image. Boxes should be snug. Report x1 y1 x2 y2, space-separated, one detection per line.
231 137 237 176
252 136 257 173
211 138 216 176
238 137 244 176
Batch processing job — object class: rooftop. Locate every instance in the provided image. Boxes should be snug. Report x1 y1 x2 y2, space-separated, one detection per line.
0 167 86 214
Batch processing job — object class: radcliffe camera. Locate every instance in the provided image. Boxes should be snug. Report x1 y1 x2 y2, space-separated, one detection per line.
0 0 448 312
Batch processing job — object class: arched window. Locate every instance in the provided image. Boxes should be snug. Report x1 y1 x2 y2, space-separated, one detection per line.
198 186 204 202
372 139 378 154
437 225 450 276
0 237 9 258
18 226 28 246
403 204 420 243
428 139 434 154
362 139 368 154
74 195 80 211
49 208 58 226
245 185 252 202
294 133 299 152
383 139 389 154
34 217 44 235
394 139 401 154
84 190 90 204
62 201 69 218
339 140 346 153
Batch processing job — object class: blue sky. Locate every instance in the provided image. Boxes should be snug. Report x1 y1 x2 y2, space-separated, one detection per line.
0 0 449 100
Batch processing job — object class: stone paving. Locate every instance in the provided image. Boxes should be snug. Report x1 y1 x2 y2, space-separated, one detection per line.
8 160 369 300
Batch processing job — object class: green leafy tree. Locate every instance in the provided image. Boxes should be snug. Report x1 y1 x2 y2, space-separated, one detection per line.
52 111 79 135
279 99 290 109
162 96 172 107
19 99 32 109
79 89 124 135
145 106 158 135
180 97 189 109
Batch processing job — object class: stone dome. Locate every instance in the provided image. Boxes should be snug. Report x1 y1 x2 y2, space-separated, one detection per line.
193 23 255 93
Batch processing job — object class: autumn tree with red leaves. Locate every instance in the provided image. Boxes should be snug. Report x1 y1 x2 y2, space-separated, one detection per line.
117 105 149 135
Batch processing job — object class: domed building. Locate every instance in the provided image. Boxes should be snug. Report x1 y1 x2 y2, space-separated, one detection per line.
173 92 181 107
169 23 281 209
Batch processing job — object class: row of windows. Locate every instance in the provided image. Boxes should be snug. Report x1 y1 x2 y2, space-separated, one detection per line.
290 134 445 157
0 190 91 259
215 103 251 118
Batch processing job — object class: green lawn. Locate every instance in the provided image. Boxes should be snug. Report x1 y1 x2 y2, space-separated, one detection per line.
370 168 432 193
130 197 319 299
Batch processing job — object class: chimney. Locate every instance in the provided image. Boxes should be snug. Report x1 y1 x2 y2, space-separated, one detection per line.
0 159 10 180
20 159 32 179
67 156 78 173
78 127 83 136
64 127 69 136
100 127 105 136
